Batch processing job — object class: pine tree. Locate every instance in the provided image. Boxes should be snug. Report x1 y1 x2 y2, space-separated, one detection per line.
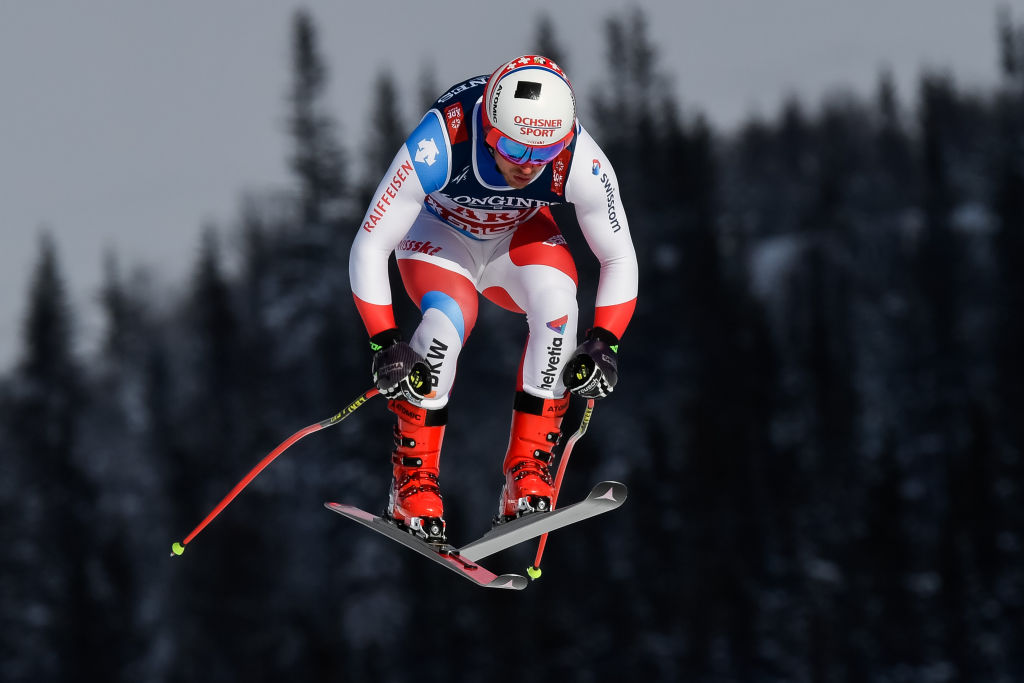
916 73 961 367
358 69 406 207
872 68 916 213
97 249 153 370
991 10 1024 672
417 61 441 111
3 232 100 680
589 8 668 206
87 249 162 681
187 225 241 444
533 13 569 69
18 232 77 389
288 9 346 229
998 6 1024 90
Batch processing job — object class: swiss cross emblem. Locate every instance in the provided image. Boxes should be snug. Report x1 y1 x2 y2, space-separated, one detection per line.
501 55 566 80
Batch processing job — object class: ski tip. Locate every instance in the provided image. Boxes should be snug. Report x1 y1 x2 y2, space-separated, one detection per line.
490 573 529 590
589 481 629 505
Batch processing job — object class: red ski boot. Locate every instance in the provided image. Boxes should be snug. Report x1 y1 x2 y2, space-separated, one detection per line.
386 399 447 543
496 392 570 523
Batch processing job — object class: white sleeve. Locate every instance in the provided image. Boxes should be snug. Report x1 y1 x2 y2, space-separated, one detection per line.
349 146 427 308
564 126 639 313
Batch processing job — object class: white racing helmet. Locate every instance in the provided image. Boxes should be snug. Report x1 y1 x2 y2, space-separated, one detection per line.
482 55 577 165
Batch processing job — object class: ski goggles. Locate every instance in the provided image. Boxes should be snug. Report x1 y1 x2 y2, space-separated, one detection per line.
485 126 574 166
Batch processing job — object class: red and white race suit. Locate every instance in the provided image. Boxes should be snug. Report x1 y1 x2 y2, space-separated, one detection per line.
350 75 638 408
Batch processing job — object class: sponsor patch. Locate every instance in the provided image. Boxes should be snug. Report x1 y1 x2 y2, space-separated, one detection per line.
398 239 442 256
415 138 439 166
550 148 572 195
437 76 487 104
423 337 448 396
404 110 449 193
547 315 568 335
514 80 542 100
362 160 415 232
540 337 564 388
601 172 622 233
444 103 468 144
424 193 547 239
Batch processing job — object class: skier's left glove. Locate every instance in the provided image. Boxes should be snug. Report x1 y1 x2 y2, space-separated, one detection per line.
562 327 619 400
369 328 431 401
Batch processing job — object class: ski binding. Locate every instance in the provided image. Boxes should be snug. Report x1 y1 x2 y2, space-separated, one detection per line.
324 502 527 590
325 480 627 588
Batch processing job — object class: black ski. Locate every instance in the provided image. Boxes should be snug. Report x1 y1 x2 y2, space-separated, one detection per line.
459 480 627 562
324 502 528 590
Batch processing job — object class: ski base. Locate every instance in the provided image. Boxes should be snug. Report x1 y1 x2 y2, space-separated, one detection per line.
460 480 628 562
324 502 527 590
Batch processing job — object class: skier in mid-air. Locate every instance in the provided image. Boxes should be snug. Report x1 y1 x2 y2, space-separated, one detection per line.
350 54 638 543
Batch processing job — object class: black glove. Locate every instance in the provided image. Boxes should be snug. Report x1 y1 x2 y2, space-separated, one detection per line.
369 329 431 400
562 327 619 399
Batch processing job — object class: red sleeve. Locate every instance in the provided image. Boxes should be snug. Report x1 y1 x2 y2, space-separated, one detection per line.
594 299 636 340
353 295 397 337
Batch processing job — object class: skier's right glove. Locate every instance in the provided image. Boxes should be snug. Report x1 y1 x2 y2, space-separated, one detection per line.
369 328 431 401
562 327 619 400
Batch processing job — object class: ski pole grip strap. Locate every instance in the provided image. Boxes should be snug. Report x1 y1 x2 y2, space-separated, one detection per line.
586 326 620 350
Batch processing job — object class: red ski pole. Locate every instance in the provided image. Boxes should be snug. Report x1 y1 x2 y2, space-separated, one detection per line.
170 387 380 557
527 398 595 580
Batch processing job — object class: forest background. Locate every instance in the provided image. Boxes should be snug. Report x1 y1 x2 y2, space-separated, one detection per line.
3 7 1024 682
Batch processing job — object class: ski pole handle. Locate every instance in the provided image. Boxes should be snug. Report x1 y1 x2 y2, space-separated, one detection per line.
170 387 380 557
406 361 432 399
562 355 595 391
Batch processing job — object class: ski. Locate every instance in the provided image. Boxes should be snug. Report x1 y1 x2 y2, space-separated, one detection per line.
324 502 528 590
459 480 628 562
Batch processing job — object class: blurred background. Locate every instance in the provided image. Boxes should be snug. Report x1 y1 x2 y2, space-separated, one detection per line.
3 2 1024 681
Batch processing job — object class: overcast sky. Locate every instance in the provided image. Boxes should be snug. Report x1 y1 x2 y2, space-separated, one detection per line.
2 0 1021 371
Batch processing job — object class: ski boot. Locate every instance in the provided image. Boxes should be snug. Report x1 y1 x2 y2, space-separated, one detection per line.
495 392 570 524
386 399 448 543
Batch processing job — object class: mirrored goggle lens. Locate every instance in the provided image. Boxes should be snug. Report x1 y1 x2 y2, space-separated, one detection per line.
494 135 567 165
